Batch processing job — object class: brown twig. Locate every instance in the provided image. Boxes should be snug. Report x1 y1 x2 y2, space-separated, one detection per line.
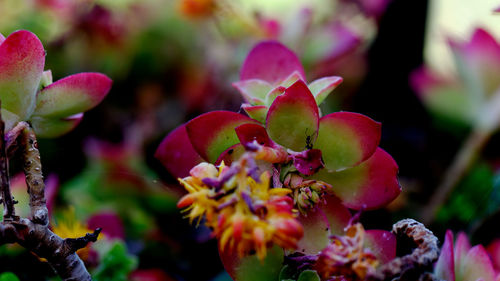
0 218 100 280
21 124 49 225
0 109 99 280
0 106 18 221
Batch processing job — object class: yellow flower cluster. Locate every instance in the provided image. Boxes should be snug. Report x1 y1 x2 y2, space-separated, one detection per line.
177 154 303 260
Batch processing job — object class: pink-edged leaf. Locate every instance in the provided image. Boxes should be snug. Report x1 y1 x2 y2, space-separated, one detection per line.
459 245 496 281
30 113 83 138
266 80 319 151
487 239 500 270
235 123 272 147
240 41 305 84
155 124 204 178
449 28 500 98
364 230 397 264
454 231 471 271
315 112 381 171
279 71 304 87
215 143 245 166
0 30 45 119
232 79 272 105
410 67 478 125
264 86 286 106
321 195 351 236
219 245 284 281
296 208 331 255
308 76 343 105
313 148 400 210
186 111 259 163
291 149 324 176
297 196 351 254
242 104 268 124
34 73 112 118
435 230 455 281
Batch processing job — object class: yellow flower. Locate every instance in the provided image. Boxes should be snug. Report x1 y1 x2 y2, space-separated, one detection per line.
178 153 303 260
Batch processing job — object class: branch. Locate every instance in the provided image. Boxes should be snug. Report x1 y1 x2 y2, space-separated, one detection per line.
20 125 49 225
0 108 17 221
0 219 100 280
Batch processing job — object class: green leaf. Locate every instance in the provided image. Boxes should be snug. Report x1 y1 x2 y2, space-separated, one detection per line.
234 245 284 281
278 265 296 281
0 273 20 281
297 270 320 281
92 241 138 281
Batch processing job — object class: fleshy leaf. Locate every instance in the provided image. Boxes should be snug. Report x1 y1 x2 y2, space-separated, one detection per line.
186 111 258 163
454 232 471 272
0 30 45 119
240 41 305 84
315 112 381 171
1 109 20 132
235 123 272 147
34 73 112 118
220 245 284 281
30 114 83 138
459 245 496 281
297 196 351 254
364 230 396 264
450 28 500 98
242 104 268 124
435 230 455 281
308 76 343 105
0 33 5 44
155 124 204 178
313 148 400 210
232 79 272 105
264 86 286 107
297 270 320 281
279 71 304 88
39 70 53 89
296 208 330 255
266 80 319 151
215 143 245 166
486 239 500 270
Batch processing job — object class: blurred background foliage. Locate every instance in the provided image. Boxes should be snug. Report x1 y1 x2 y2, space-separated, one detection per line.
2 0 500 280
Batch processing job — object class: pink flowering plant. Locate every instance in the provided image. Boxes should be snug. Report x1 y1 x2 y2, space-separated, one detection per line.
156 41 411 280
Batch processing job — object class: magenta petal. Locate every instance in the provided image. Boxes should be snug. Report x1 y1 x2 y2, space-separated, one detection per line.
0 30 45 119
459 245 496 281
240 41 306 84
435 230 455 281
30 113 83 138
34 73 112 118
241 104 268 123
291 149 324 176
315 112 381 171
266 80 319 151
364 230 397 264
313 148 400 210
155 124 204 178
186 111 258 163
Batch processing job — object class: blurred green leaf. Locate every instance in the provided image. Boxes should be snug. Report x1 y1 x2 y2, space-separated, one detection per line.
297 270 320 281
235 245 284 281
0 273 20 281
92 241 137 281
